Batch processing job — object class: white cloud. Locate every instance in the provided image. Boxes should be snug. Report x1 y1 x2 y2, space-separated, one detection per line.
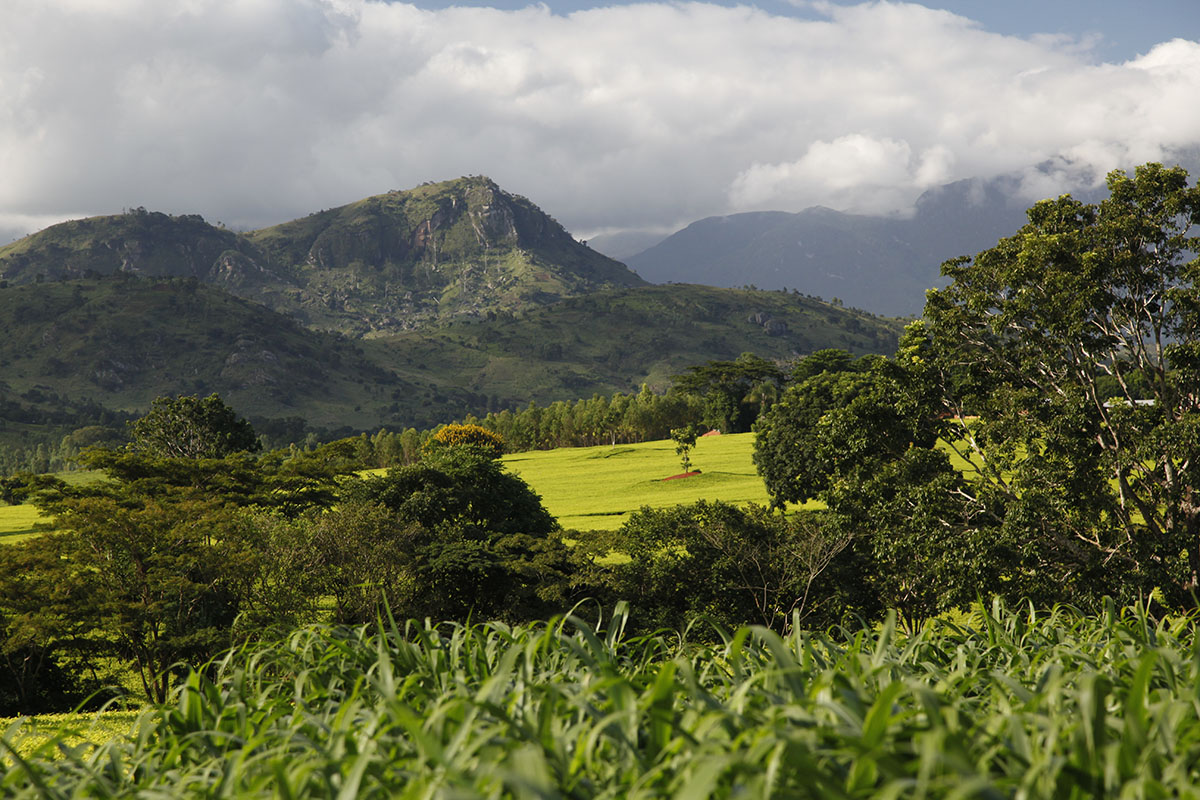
0 0 1197 244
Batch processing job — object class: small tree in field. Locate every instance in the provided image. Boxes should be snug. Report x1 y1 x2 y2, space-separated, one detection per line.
671 424 701 474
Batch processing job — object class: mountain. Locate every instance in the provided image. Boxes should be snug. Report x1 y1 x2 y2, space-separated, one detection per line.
243 177 646 334
0 275 455 439
366 284 904 410
621 179 1030 316
0 179 907 460
0 177 646 336
585 229 670 260
0 276 902 456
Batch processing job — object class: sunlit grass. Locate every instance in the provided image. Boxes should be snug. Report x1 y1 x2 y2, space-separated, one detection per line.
0 710 141 762
500 433 808 530
0 504 46 543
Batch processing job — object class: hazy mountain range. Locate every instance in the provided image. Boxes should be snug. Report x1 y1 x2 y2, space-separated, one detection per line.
599 177 1032 317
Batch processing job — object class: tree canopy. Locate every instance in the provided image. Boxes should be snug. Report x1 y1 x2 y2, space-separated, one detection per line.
672 353 784 433
129 394 260 459
755 163 1200 619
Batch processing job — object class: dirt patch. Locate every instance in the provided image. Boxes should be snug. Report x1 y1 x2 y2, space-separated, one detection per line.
662 470 702 481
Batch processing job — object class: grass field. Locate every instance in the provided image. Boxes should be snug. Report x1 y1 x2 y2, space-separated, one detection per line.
2 436 783 540
0 504 46 544
500 432 789 530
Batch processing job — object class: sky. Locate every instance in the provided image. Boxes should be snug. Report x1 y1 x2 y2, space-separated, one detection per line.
1 0 1198 246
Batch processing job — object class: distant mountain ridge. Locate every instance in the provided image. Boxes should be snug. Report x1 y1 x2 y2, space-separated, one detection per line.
0 177 645 336
618 178 1031 316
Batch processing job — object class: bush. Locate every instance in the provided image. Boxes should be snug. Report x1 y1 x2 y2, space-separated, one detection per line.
580 501 869 635
426 424 506 459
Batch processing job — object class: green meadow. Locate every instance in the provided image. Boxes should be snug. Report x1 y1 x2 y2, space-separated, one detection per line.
0 504 45 544
500 432 787 530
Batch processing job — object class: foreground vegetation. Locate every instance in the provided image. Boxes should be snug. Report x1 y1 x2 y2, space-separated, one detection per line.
4 600 1198 797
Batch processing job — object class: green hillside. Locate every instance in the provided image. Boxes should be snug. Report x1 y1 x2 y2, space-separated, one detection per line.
368 284 905 408
0 275 903 463
0 208 269 288
0 275 450 433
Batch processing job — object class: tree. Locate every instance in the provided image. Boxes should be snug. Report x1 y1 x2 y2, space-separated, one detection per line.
1 447 343 704
754 163 1200 618
129 394 259 459
672 354 784 433
790 348 865 383
753 353 938 510
47 496 257 703
426 423 506 459
323 447 571 623
583 501 864 634
923 163 1200 601
670 424 701 473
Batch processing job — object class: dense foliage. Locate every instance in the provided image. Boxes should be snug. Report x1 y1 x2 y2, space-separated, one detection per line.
462 384 704 451
671 353 784 433
0 404 584 710
578 502 865 632
129 393 260 459
754 163 1200 622
5 602 1199 798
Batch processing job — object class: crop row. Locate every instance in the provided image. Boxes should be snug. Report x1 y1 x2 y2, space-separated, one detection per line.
3 600 1199 798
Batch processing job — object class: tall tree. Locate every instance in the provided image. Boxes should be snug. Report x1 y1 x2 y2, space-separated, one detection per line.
672 353 784 433
129 394 259 459
754 163 1200 618
924 163 1200 599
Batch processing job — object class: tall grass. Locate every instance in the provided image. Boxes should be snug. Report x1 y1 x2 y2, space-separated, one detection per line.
3 599 1199 797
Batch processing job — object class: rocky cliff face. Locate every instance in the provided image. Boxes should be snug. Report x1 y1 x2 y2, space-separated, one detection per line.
0 210 274 285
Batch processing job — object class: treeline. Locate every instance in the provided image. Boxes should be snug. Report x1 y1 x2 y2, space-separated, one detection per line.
0 386 694 476
460 385 703 451
0 348 797 475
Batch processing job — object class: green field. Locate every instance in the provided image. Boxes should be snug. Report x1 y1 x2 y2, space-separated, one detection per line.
0 504 46 544
5 436 781 541
500 432 788 530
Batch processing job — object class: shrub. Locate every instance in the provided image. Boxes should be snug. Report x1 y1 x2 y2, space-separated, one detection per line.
426 423 506 459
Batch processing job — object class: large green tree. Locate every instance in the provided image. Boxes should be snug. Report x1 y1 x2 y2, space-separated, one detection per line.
582 501 865 634
754 163 1200 617
129 394 260 459
923 163 1200 600
0 445 344 706
318 446 573 623
672 353 784 433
